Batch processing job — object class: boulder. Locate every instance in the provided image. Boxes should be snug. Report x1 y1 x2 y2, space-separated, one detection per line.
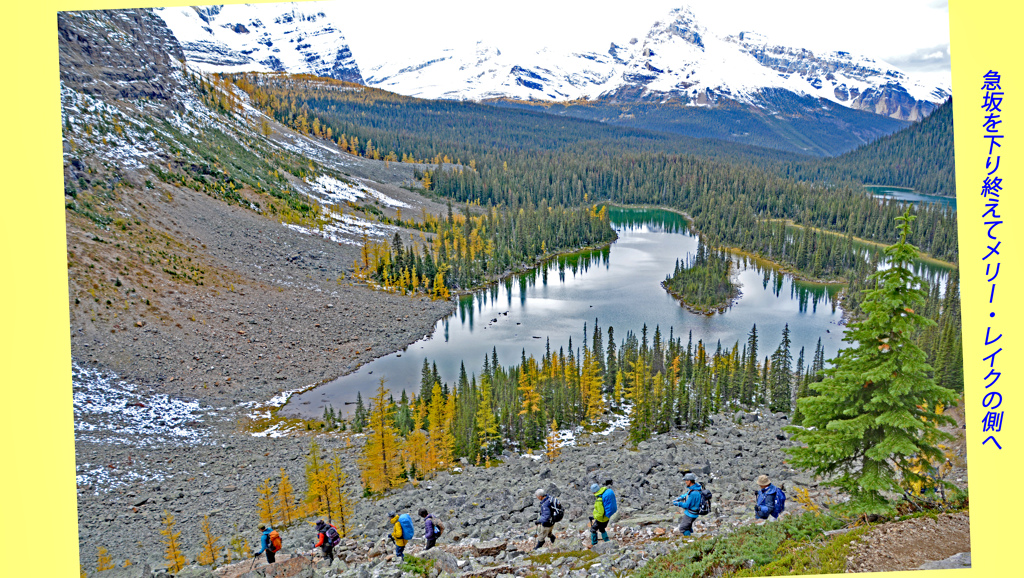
460 565 515 578
471 540 508 556
418 547 461 574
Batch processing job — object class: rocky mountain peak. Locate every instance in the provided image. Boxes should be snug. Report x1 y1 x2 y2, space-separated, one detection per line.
58 9 186 103
155 3 363 84
649 5 706 49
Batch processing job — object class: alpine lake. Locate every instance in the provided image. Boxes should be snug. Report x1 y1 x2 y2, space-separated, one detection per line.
282 206 953 418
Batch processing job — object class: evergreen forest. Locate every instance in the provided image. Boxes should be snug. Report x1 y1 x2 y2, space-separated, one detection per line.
227 73 962 487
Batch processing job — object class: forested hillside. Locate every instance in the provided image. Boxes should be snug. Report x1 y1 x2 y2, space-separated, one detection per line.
786 98 955 196
490 88 911 157
232 74 959 273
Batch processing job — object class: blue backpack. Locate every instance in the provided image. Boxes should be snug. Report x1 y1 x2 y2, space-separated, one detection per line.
398 514 415 540
773 486 786 517
601 488 617 518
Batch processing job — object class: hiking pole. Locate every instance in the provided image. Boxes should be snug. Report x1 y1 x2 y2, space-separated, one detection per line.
249 552 258 571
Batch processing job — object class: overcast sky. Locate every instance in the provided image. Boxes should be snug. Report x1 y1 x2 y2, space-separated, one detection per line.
331 0 950 84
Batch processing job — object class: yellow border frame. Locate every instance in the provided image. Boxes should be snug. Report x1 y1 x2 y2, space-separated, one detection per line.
1 1 1016 576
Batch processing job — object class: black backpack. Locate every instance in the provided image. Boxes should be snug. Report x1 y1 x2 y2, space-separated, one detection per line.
550 497 565 523
690 486 713 516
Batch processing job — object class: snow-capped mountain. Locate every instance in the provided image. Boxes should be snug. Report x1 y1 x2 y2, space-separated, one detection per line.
154 3 362 83
155 4 948 123
366 6 949 121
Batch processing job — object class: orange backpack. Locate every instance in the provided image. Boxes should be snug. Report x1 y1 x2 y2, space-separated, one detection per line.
268 529 282 552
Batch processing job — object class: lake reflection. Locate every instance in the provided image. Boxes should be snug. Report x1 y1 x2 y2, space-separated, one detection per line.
283 208 918 418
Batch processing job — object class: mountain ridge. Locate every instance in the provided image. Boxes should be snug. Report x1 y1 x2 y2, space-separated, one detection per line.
156 3 947 125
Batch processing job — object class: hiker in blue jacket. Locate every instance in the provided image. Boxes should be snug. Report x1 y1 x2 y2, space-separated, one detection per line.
755 474 780 522
254 525 277 564
672 473 703 536
534 488 556 550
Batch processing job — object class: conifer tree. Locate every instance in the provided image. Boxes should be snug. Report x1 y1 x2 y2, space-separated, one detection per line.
545 419 561 462
256 479 275 525
427 381 453 469
582 345 604 423
197 515 223 567
228 524 249 563
160 510 187 573
785 210 958 515
475 373 500 456
403 400 430 478
358 379 404 493
328 452 353 535
304 438 326 512
276 467 298 527
353 392 367 433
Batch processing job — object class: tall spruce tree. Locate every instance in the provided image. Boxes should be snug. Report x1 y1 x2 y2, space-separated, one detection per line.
785 210 957 515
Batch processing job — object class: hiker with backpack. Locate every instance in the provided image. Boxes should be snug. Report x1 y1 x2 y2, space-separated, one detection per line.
754 474 786 523
419 508 444 551
671 473 708 536
588 482 617 546
254 524 281 564
389 511 414 561
312 519 341 564
534 488 562 550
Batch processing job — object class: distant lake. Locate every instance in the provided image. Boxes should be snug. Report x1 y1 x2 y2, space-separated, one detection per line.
284 208 857 418
866 185 957 210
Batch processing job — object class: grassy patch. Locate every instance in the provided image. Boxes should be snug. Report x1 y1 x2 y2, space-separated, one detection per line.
634 513 845 578
398 554 434 577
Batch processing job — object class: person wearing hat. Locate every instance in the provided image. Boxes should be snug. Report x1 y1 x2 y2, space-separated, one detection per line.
388 512 408 561
534 488 556 550
589 482 615 546
312 519 337 564
254 524 277 564
754 474 780 523
671 473 703 536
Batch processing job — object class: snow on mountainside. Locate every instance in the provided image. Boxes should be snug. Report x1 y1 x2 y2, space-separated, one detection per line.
155 3 362 83
367 6 949 121
155 3 948 122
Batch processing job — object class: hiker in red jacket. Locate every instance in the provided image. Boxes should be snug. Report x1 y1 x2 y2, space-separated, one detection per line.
312 519 339 564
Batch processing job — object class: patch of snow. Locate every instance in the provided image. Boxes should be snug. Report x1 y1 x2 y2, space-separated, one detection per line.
72 361 213 448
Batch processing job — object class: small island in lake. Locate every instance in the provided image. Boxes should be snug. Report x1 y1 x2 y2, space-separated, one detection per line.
662 240 740 314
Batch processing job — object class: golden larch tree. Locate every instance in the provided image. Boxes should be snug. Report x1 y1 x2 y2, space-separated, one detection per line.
256 478 276 526
404 399 431 478
160 510 187 573
427 381 452 470
228 524 249 563
358 380 404 493
328 452 353 536
276 467 298 527
545 419 561 462
519 355 541 416
305 439 334 519
582 345 604 423
475 373 500 456
197 515 223 567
